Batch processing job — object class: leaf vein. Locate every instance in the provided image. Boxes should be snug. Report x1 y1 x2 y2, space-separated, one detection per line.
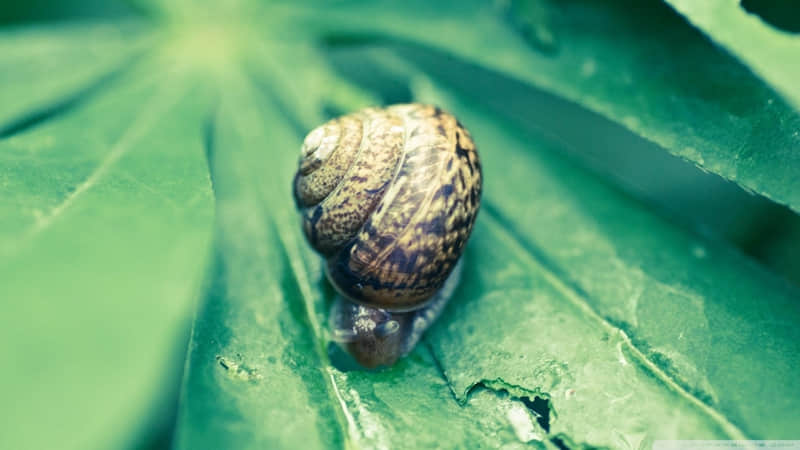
482 201 750 441
21 75 189 245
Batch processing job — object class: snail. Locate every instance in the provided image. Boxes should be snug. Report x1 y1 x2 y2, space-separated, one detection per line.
293 104 482 368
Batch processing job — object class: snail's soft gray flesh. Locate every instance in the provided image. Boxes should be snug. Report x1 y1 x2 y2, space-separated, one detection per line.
329 260 462 368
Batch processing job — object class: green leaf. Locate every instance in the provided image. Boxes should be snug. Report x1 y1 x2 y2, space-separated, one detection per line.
316 0 800 213
2 2 799 449
175 40 799 450
174 67 554 450
0 35 215 449
0 22 149 134
664 0 800 110
419 81 800 443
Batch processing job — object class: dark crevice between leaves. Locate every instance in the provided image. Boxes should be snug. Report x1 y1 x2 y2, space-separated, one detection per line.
740 0 800 33
325 32 776 249
319 35 414 106
501 0 560 55
322 103 347 121
482 201 719 409
0 52 144 139
137 240 223 450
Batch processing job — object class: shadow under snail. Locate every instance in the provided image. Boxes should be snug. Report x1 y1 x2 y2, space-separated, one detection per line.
293 103 482 368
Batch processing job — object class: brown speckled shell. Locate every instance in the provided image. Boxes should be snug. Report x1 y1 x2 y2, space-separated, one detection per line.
294 104 482 311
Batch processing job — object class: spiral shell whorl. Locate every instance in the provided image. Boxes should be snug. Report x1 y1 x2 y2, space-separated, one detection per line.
295 115 361 207
294 104 482 311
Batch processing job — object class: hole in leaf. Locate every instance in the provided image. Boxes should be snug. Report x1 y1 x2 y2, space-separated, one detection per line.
215 354 262 382
468 382 552 433
519 395 551 432
551 436 570 450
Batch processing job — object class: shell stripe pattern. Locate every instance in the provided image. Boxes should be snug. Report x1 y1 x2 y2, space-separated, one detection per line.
294 104 482 311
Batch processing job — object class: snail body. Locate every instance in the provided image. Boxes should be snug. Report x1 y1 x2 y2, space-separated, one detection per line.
293 104 482 367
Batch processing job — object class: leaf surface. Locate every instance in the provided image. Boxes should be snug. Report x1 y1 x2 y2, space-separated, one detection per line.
0 38 215 450
174 66 555 450
420 82 800 443
175 44 800 448
0 22 149 134
2 2 799 449
664 0 800 109
316 0 800 213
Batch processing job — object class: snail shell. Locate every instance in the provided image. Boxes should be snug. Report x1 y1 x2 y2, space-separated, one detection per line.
293 104 482 367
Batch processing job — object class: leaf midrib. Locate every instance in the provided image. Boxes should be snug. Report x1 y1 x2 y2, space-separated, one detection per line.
218 66 362 448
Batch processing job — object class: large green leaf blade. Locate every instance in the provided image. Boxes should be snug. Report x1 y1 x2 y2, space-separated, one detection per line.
174 66 559 449
415 80 800 443
315 0 800 213
0 22 149 133
0 41 216 450
4 3 799 449
663 0 800 110
176 43 800 449
173 67 343 450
